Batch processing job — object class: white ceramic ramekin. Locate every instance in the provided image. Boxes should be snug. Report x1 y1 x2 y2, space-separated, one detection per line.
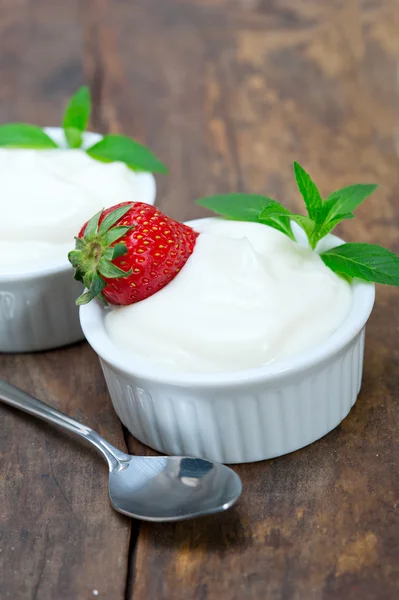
80 219 375 464
0 127 156 353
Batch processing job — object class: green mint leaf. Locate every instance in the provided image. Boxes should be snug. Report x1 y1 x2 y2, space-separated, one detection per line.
257 201 296 240
293 161 323 221
0 123 58 149
290 215 314 240
259 201 292 219
311 201 358 247
316 212 354 239
261 216 295 240
320 243 399 285
98 258 132 279
260 202 313 242
86 134 167 174
99 203 134 235
197 194 295 241
83 210 103 239
196 193 275 221
103 226 133 246
325 184 378 219
64 127 83 149
63 86 91 147
311 184 378 246
262 217 296 242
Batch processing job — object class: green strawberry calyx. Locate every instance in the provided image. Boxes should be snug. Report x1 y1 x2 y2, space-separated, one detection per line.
68 204 135 305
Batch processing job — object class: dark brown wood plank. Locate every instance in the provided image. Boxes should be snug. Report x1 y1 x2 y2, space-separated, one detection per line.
0 2 130 599
106 1 399 598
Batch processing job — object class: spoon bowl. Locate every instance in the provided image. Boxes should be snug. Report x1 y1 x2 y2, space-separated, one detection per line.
0 379 242 522
109 455 241 521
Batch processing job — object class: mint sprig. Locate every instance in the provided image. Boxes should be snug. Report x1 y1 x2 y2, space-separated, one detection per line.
0 86 167 174
196 162 399 286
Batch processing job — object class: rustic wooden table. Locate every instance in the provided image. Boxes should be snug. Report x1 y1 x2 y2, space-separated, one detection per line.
2 1 399 598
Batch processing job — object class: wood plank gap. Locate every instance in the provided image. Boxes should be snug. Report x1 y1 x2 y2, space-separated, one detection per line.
82 2 105 132
85 27 105 132
124 518 140 600
122 426 141 600
90 51 104 132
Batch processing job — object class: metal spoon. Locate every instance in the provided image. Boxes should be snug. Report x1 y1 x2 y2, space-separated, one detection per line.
0 378 242 522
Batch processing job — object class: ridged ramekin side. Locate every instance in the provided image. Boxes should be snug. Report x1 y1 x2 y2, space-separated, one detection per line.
0 269 84 353
100 328 365 463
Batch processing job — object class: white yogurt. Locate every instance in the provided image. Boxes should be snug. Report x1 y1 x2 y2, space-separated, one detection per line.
105 219 352 373
0 148 155 274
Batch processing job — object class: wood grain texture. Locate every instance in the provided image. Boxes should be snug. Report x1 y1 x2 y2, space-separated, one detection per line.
121 1 399 599
0 3 130 599
0 345 130 600
2 0 399 599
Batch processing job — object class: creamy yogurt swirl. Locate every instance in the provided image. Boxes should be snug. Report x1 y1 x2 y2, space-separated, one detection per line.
0 148 155 274
105 219 352 373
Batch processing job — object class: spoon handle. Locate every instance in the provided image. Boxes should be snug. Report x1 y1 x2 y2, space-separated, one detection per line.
0 378 130 470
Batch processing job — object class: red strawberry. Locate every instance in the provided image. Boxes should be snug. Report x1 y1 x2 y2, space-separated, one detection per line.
68 202 199 305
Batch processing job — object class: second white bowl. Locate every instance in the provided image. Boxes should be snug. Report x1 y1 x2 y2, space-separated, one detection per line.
0 127 156 353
